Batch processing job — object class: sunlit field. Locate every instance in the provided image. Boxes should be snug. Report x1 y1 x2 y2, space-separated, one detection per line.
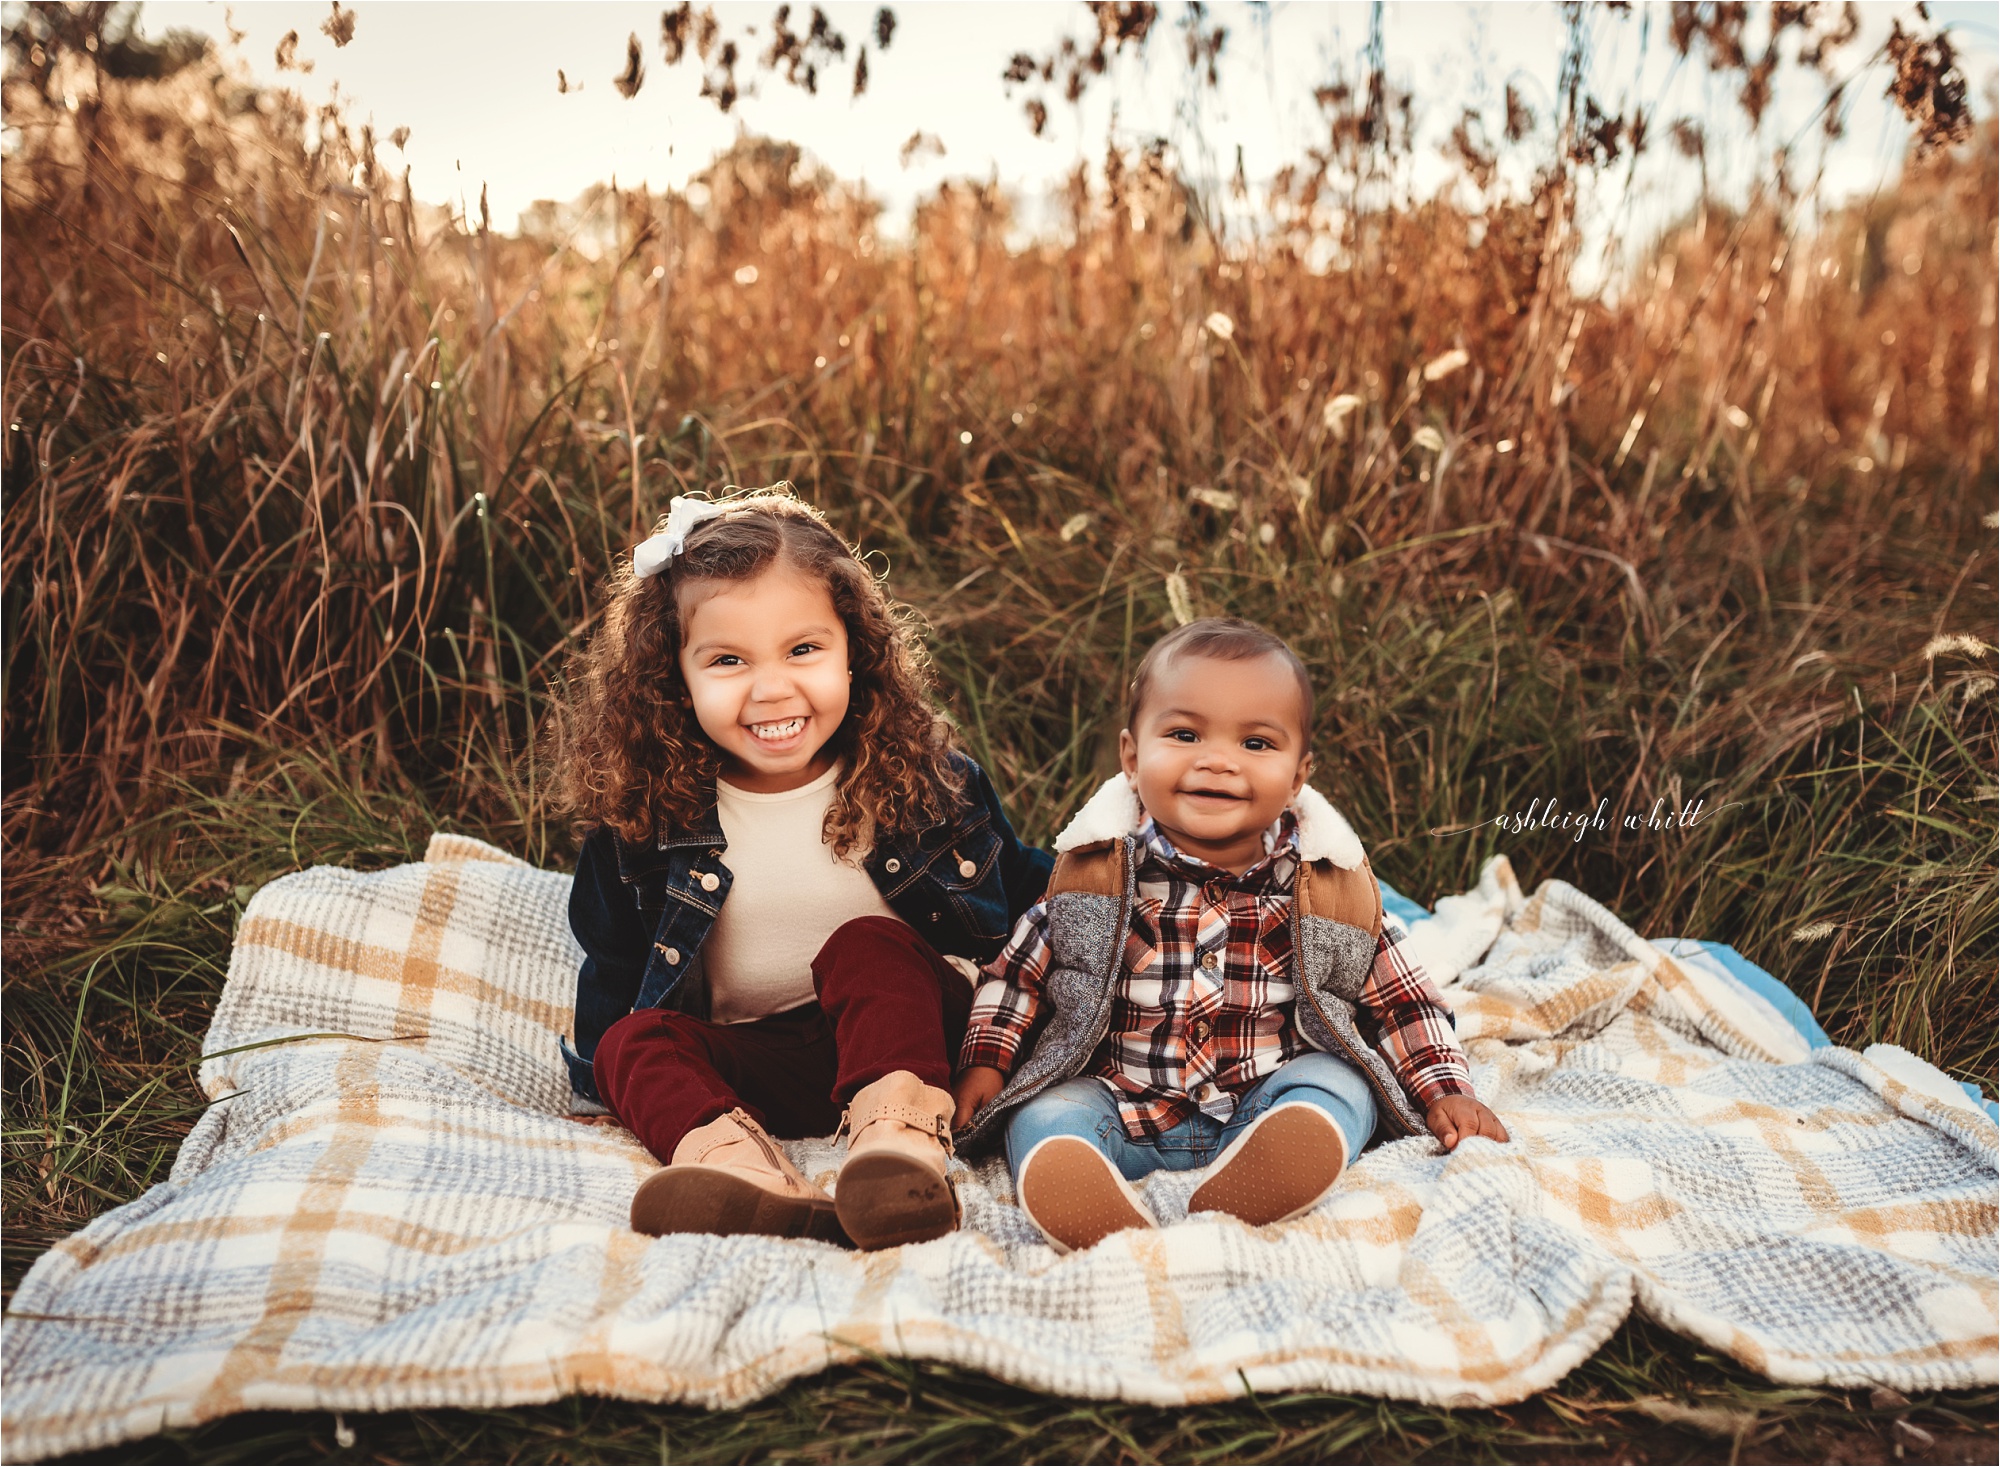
3 2 1994 1460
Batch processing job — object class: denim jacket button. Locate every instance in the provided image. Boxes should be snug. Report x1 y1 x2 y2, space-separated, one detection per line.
958 859 977 878
885 858 901 874
699 872 720 892
660 945 681 965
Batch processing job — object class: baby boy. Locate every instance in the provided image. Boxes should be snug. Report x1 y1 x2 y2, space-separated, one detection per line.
951 617 1508 1251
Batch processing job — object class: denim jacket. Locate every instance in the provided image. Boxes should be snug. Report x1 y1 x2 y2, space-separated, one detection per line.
562 752 1053 1108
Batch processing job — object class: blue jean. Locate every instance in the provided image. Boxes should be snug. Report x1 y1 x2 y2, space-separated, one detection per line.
1001 1051 1379 1183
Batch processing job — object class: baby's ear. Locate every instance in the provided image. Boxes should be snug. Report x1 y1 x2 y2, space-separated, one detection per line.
1117 727 1138 777
1292 750 1315 795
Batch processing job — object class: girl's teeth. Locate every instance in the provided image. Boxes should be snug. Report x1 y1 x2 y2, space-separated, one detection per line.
752 718 804 740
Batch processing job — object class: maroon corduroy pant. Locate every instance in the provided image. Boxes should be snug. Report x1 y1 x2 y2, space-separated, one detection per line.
594 916 972 1164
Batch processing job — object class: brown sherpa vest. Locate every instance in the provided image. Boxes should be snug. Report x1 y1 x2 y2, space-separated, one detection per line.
953 832 1432 1153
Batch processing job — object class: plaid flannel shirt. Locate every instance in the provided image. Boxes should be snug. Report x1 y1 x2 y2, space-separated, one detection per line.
958 812 1474 1140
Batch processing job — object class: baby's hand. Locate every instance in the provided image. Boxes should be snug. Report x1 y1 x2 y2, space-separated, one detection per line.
952 1065 1006 1129
1425 1095 1510 1150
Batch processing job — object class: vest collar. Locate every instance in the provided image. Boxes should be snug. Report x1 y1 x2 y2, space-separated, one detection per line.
1053 775 1367 869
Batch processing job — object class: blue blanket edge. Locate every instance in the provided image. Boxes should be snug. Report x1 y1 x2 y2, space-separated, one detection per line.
1378 878 1999 1123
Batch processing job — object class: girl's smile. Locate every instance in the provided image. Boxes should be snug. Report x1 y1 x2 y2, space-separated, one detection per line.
678 562 851 792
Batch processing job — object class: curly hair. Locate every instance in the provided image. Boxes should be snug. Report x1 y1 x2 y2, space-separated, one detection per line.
547 487 964 858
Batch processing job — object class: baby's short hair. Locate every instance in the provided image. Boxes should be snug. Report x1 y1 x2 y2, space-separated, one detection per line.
1126 617 1314 735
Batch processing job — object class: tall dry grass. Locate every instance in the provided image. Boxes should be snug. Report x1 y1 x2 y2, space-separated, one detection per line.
1 11 1993 1078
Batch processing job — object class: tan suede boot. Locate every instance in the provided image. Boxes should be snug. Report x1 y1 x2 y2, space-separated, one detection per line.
833 1071 960 1250
630 1109 847 1244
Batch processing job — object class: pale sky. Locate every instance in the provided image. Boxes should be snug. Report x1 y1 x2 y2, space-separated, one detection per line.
132 1 1999 263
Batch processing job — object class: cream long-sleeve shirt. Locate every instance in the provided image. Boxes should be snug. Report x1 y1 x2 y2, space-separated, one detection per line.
704 765 903 1023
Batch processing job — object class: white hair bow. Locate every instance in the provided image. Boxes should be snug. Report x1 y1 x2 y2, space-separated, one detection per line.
633 496 729 578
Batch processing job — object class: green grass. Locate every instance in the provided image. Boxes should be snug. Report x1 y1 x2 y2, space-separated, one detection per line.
45 1332 2000 1465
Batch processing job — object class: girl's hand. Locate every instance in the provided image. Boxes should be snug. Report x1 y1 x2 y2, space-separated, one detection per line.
1425 1095 1510 1150
952 1065 1006 1129
569 1113 623 1128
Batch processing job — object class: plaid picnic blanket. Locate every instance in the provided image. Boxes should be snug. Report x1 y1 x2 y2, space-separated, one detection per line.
5 835 1994 1460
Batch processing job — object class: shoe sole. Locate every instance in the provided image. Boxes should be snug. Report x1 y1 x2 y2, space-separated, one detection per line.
1188 1105 1346 1226
1018 1136 1153 1253
834 1152 959 1250
630 1165 849 1245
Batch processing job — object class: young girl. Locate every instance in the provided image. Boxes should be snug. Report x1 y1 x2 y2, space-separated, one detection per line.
550 487 1051 1251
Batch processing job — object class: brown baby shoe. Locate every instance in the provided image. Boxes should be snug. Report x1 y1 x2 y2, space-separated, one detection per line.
630 1108 847 1244
1016 1135 1157 1253
833 1070 961 1250
1188 1102 1348 1226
